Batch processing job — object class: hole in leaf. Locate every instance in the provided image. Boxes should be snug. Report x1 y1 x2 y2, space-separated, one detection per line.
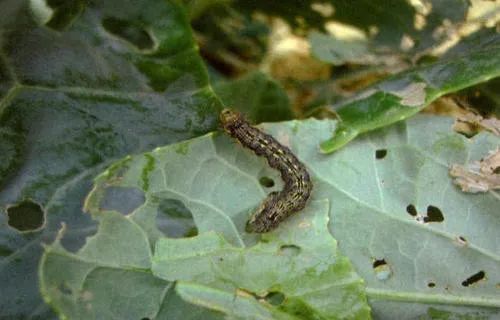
156 198 198 238
494 166 500 174
259 176 275 188
141 318 151 320
7 200 45 232
456 236 468 246
424 205 444 223
100 186 145 215
373 258 392 281
462 270 485 287
279 244 301 256
373 259 387 268
102 17 155 51
427 282 436 288
60 214 98 253
375 149 387 159
264 291 285 306
406 204 417 216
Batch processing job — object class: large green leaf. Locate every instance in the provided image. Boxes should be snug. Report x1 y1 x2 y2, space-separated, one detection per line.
41 132 369 318
0 0 222 318
42 114 500 318
320 28 500 153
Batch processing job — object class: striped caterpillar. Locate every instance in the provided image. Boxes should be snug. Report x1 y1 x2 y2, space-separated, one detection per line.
220 109 313 233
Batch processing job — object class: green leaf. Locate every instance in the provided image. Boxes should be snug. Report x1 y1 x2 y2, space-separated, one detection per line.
320 29 500 153
175 282 299 320
42 147 369 318
152 200 370 319
213 71 294 123
0 0 222 318
40 211 222 319
43 114 500 318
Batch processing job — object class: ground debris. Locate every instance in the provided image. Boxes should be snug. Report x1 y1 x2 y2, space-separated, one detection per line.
450 149 500 193
454 112 500 136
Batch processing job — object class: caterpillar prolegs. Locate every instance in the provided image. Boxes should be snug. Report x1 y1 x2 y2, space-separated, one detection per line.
220 109 313 233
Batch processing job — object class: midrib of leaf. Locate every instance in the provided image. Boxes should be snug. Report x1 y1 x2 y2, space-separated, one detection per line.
365 287 500 308
9 83 213 102
0 84 21 114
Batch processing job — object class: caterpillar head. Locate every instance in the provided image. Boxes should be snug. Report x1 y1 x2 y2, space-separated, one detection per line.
219 108 244 133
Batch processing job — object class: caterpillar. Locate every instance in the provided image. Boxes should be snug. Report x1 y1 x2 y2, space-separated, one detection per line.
220 108 313 233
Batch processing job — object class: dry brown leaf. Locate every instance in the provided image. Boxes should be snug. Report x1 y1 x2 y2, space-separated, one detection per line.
450 149 500 193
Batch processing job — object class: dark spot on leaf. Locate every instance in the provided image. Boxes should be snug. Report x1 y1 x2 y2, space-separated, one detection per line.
427 282 436 288
279 244 301 256
7 200 45 232
406 204 417 216
100 186 145 215
462 271 485 287
493 166 500 174
58 283 72 295
141 318 150 320
102 17 155 51
0 245 13 257
416 54 439 65
259 176 275 188
156 198 197 238
424 205 444 223
375 149 387 159
264 291 285 306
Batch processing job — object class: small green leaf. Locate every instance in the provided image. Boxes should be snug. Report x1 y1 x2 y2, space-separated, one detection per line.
310 31 374 66
320 30 500 153
214 71 294 123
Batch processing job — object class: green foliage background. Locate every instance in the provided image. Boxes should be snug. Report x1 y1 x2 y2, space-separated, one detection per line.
0 0 499 319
